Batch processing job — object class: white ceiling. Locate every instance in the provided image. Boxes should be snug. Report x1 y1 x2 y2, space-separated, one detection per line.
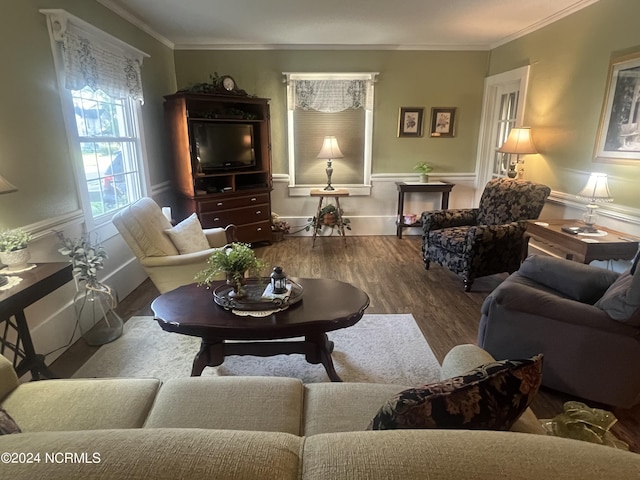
97 0 598 50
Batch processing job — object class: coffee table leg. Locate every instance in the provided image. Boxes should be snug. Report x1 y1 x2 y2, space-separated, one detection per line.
306 333 341 382
191 339 225 376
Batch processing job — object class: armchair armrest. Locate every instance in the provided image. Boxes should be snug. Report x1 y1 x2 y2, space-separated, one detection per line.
485 282 637 335
422 208 479 232
140 249 218 268
204 224 237 248
468 222 524 243
518 255 619 303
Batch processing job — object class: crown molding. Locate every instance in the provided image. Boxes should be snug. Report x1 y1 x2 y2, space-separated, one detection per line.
95 0 175 49
490 0 600 49
172 43 491 51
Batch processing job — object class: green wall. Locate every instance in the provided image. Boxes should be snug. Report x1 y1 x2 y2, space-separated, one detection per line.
0 1 176 228
173 50 489 175
488 0 640 209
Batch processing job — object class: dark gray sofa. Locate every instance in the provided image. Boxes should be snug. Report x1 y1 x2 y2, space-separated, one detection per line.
478 254 640 408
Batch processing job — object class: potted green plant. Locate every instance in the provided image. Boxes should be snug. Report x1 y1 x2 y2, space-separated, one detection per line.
271 213 290 242
0 228 32 271
306 204 351 235
195 242 265 297
57 232 123 346
414 162 434 183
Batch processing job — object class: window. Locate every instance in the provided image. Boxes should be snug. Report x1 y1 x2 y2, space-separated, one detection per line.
284 73 378 195
42 9 149 227
71 88 142 218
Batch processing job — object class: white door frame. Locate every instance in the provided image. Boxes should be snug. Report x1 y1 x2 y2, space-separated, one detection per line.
475 66 530 202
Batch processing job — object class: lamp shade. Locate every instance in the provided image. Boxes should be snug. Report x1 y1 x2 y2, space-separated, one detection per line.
577 172 613 203
317 136 344 159
497 127 538 154
0 174 17 194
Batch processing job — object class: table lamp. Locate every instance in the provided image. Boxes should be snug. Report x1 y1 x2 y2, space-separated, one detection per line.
576 172 613 232
497 127 537 179
0 173 18 287
317 136 344 191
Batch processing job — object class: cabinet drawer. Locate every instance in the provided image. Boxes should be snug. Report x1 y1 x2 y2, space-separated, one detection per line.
200 204 270 228
199 193 270 213
236 221 272 243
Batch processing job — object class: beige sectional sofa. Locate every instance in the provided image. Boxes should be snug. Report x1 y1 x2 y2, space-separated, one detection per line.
1 344 638 479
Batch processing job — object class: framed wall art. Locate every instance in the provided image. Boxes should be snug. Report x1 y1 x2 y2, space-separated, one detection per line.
594 51 640 163
430 107 457 137
398 107 424 137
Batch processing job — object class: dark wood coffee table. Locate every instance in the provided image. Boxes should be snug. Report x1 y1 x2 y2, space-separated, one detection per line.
151 278 370 382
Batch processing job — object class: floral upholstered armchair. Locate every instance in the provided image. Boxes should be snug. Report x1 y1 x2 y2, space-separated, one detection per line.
421 178 551 291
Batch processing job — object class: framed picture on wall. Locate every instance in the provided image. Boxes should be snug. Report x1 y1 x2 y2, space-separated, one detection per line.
398 107 424 137
430 107 457 137
594 51 640 163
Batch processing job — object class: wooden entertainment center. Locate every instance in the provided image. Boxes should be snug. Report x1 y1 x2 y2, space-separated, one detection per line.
164 91 273 244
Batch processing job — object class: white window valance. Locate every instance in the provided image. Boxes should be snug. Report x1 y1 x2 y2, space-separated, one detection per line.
41 9 148 103
291 80 371 113
285 73 377 113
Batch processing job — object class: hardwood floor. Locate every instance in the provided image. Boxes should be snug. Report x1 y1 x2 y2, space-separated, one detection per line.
51 235 640 452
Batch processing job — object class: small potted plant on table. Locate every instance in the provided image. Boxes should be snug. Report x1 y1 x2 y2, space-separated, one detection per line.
0 228 32 271
195 242 265 297
414 162 433 183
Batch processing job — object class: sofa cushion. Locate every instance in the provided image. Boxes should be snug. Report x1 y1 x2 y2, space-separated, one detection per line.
302 430 640 480
165 213 210 254
0 429 301 480
303 383 409 436
0 408 20 434
144 376 304 435
1 379 160 432
368 355 542 431
595 267 640 325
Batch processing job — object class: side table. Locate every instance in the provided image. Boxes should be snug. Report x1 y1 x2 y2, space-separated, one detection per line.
310 188 349 248
0 262 73 379
522 219 640 264
396 182 455 238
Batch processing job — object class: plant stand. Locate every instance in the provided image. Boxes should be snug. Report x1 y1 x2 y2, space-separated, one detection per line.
310 188 349 248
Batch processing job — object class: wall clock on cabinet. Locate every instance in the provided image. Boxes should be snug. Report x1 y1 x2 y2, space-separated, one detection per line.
221 76 236 91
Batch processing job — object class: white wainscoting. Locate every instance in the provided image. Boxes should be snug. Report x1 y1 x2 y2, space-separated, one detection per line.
271 172 478 236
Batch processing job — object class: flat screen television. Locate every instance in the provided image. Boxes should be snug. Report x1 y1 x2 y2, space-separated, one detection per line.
192 122 256 172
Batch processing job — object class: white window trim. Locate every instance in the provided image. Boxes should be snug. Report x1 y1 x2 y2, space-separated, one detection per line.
283 72 378 196
41 9 151 236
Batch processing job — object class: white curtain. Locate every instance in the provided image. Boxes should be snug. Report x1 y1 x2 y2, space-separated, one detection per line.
61 30 144 103
289 79 373 112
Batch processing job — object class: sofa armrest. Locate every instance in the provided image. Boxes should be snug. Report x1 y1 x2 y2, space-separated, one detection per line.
422 208 478 232
484 282 637 334
440 344 545 435
0 354 19 401
518 255 619 303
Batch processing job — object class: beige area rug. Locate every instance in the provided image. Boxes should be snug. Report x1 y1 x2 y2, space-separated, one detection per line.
73 314 441 385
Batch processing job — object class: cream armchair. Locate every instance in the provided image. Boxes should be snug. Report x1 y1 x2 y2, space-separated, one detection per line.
112 197 235 293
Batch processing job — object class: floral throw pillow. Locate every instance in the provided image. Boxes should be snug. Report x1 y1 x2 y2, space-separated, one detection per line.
0 408 21 435
368 355 542 431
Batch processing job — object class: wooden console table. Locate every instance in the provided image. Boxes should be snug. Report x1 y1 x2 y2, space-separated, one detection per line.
396 182 455 238
0 262 73 379
522 219 640 264
310 188 349 247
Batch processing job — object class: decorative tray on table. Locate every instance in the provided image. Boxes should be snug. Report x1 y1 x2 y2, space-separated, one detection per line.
212 278 303 311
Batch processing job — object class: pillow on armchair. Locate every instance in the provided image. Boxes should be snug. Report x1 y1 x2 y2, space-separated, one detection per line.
165 213 211 254
595 255 640 325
